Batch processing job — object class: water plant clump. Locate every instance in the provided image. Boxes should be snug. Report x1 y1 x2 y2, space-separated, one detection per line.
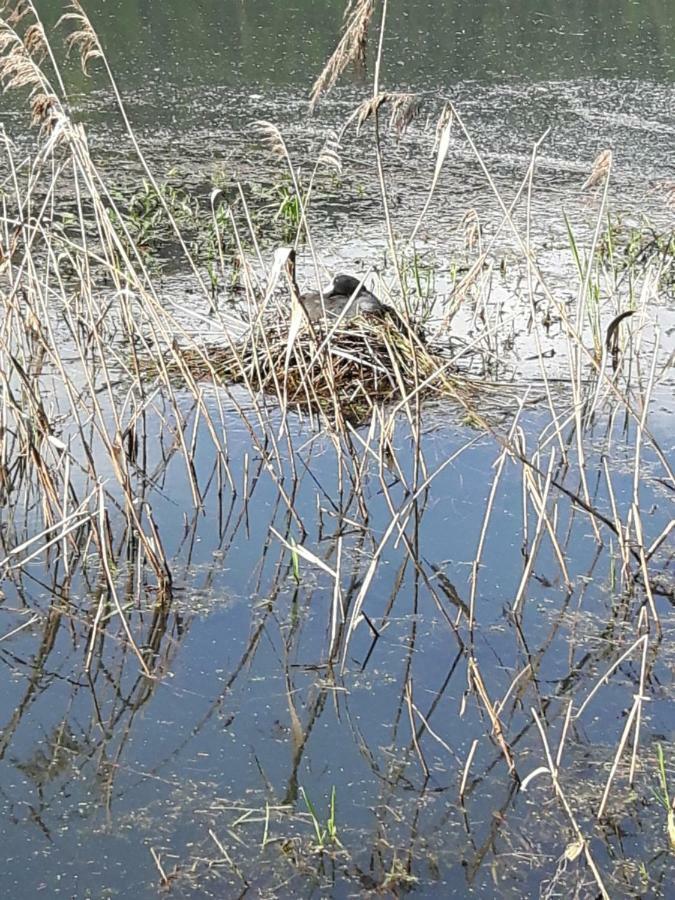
106 172 310 276
598 216 675 290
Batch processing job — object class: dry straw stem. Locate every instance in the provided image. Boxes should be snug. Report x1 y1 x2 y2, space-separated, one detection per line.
459 738 479 801
467 657 517 778
531 710 610 899
309 0 375 109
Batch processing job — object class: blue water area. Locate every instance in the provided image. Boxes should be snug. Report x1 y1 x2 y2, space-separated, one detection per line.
1 394 672 897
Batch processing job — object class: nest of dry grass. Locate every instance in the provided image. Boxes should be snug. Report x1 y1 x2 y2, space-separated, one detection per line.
161 313 478 424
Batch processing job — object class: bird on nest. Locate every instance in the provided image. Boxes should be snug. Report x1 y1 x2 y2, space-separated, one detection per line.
280 247 403 327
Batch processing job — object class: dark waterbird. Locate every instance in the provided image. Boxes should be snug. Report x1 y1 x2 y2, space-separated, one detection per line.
283 248 397 324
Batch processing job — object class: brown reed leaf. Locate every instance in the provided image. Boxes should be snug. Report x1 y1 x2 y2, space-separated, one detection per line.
355 91 387 129
582 148 612 191
23 22 46 61
388 92 421 136
30 91 60 133
351 91 421 137
309 0 375 110
6 0 31 27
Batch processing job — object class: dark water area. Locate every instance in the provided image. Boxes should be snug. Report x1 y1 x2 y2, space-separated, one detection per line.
12 0 671 248
29 0 675 165
37 0 675 89
25 0 673 264
1 2 674 898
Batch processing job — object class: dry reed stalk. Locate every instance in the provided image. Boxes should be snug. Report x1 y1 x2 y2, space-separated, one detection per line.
59 2 234 319
0 6 237 593
405 678 430 780
524 136 569 463
566 149 614 541
439 106 674 584
0 500 94 572
514 448 573 608
339 436 478 669
329 532 344 659
377 486 462 636
370 1 407 316
629 334 661 624
550 700 574 774
574 633 649 720
459 738 479 801
627 607 650 787
323 1 410 327
0 612 39 642
512 448 555 612
495 664 532 720
208 829 248 888
149 847 170 888
406 105 453 248
467 657 517 777
440 129 550 331
530 710 610 899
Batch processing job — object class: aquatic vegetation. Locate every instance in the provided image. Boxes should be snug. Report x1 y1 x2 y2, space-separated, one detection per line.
653 745 675 851
109 178 199 256
300 785 340 849
598 216 675 290
107 174 304 271
271 178 304 236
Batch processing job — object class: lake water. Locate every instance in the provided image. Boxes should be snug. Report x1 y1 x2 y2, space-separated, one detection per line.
1 2 674 898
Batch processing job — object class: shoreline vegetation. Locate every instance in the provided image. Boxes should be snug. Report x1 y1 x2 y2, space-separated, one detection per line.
0 1 673 896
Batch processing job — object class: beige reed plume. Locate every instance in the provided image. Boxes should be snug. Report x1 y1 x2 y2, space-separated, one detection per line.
582 148 612 191
58 1 103 75
309 0 375 110
0 6 63 134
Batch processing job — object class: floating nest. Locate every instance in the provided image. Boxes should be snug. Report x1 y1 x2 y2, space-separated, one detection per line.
164 314 480 424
